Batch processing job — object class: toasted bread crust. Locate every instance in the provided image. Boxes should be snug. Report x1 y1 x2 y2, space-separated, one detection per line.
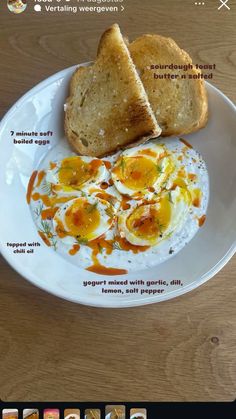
65 24 161 157
129 34 208 136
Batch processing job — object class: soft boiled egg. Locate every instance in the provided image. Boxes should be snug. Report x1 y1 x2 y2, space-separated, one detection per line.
53 195 116 243
46 156 108 193
118 186 191 247
111 143 177 199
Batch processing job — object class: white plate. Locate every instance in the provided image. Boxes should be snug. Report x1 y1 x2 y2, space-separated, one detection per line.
0 64 236 308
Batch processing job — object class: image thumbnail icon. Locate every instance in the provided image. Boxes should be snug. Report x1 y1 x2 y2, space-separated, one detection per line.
7 0 27 14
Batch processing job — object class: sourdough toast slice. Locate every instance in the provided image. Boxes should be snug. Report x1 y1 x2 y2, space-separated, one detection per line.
65 24 161 157
129 35 208 136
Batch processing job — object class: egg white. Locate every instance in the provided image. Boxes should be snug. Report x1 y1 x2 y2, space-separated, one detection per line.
53 195 116 245
45 156 125 211
46 156 109 193
118 187 191 247
111 143 178 199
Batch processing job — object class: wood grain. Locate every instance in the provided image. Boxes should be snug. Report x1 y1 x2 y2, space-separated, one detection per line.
0 0 236 402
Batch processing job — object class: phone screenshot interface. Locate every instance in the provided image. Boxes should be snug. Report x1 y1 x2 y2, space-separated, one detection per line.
0 0 235 413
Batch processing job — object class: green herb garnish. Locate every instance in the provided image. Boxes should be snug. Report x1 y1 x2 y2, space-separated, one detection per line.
119 157 126 175
113 241 122 251
156 164 163 174
34 203 44 218
98 243 103 254
87 202 98 213
168 192 174 204
40 220 52 236
51 237 58 251
76 236 88 245
105 206 114 218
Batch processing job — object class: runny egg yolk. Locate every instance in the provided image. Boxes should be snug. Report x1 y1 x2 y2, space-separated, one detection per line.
58 157 101 189
115 156 158 190
126 197 171 240
65 200 100 238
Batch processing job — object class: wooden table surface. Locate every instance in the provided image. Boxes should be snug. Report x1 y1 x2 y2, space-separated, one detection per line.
0 0 236 402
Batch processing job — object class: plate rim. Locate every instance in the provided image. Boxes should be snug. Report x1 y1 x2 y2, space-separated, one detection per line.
0 65 236 308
